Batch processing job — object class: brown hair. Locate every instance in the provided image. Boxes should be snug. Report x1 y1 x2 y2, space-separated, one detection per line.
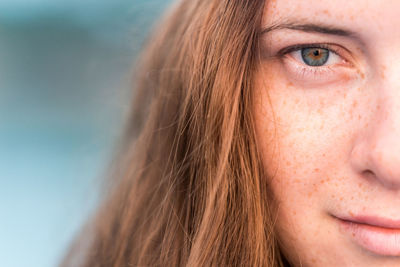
62 0 287 266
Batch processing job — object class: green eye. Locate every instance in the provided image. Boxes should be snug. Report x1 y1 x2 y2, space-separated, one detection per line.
301 48 330 66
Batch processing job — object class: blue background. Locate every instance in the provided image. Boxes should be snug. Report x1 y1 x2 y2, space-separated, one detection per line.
0 1 172 266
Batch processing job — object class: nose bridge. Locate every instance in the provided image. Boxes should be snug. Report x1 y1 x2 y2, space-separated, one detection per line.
362 62 400 189
373 50 400 150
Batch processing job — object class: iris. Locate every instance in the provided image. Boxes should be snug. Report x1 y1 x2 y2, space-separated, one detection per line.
301 47 329 66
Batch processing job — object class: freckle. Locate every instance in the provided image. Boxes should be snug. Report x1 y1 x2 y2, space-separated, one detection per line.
320 124 324 130
358 115 361 120
322 153 326 157
357 87 362 92
340 197 343 201
377 105 380 110
287 82 293 87
343 92 347 98
352 100 358 108
314 168 320 173
349 211 354 216
351 196 354 200
356 69 365 79
322 9 330 15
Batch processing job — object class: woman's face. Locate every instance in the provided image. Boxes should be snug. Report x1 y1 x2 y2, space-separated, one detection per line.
254 0 400 265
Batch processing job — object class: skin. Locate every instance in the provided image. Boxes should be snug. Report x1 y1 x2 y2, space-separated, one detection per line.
254 0 400 266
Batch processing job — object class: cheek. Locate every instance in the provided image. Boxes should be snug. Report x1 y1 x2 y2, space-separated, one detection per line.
253 67 368 263
253 66 363 200
255 78 339 188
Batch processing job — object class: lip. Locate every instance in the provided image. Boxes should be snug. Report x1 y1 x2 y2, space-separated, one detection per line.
336 215 400 256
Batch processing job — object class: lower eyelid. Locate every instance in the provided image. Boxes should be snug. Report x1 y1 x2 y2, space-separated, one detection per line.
288 61 335 77
281 53 354 83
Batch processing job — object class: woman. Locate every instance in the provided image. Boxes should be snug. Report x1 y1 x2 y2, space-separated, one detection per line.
62 0 400 266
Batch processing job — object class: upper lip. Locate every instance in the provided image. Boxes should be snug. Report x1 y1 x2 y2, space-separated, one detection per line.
336 215 400 229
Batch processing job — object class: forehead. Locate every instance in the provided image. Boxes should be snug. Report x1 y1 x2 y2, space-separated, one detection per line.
263 0 400 39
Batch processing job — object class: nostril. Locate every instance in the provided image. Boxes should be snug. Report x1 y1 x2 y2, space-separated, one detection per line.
350 130 400 190
362 165 400 190
362 170 374 177
360 169 376 184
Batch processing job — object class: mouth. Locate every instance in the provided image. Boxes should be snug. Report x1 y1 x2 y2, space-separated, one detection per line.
335 215 400 256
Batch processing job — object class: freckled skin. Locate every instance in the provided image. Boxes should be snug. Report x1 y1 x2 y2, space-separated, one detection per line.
255 0 400 266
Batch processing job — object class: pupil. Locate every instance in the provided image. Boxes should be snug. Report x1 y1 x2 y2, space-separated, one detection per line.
301 47 329 66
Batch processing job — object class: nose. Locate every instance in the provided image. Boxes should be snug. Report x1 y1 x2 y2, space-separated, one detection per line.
350 79 400 190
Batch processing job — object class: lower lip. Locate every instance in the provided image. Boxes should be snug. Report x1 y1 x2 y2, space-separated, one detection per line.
338 219 400 256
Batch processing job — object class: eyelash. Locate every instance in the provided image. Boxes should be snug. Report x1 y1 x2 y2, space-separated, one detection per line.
278 43 340 57
277 43 347 79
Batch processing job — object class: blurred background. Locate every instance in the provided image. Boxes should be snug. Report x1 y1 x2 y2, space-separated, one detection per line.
0 0 172 266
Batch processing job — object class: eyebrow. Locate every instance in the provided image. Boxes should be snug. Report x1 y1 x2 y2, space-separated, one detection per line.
261 22 356 37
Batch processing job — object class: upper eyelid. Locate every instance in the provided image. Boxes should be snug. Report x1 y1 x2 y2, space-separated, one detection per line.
278 43 340 57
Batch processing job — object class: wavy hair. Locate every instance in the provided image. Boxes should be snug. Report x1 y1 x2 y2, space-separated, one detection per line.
62 0 287 266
